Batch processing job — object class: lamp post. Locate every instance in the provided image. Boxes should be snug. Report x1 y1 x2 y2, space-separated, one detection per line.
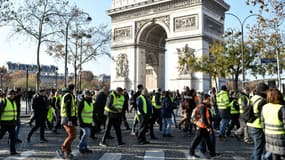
55 67 58 89
26 67 29 115
0 70 3 89
225 13 259 88
63 8 92 88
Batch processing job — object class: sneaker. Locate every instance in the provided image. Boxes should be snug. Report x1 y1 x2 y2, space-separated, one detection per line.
211 153 221 157
130 132 136 136
99 142 107 147
234 134 240 141
218 136 226 141
189 154 200 159
118 142 126 146
106 135 114 139
79 148 92 154
244 140 253 144
10 152 19 155
16 139 22 144
167 134 174 137
27 137 31 143
85 149 92 153
40 139 48 143
56 150 63 158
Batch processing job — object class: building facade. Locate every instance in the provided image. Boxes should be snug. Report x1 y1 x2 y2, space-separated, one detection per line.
108 0 229 92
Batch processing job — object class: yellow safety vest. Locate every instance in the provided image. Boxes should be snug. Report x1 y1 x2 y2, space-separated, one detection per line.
61 93 76 117
238 95 249 114
47 107 55 122
104 92 124 113
152 95 161 109
137 95 148 115
216 90 230 110
230 100 239 114
247 95 263 128
81 101 94 124
263 103 285 135
1 98 17 121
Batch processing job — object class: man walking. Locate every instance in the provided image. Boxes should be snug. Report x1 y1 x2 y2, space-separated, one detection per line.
136 88 153 145
57 84 77 159
189 94 217 158
77 90 94 153
247 83 268 160
99 87 125 147
27 88 49 143
0 89 18 155
216 85 230 141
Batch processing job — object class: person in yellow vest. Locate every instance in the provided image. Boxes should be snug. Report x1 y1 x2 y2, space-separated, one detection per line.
226 92 240 136
136 88 153 145
150 88 162 139
216 85 231 141
247 82 268 160
235 87 252 144
53 89 62 134
99 87 125 147
77 90 94 153
57 84 77 159
261 88 285 160
0 89 18 155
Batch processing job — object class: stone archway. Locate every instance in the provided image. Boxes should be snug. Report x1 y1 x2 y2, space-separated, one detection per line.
137 23 167 90
108 0 229 92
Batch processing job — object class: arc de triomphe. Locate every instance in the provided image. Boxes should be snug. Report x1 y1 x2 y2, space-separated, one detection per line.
108 0 229 92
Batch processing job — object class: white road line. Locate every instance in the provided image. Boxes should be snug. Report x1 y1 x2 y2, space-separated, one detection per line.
144 150 164 160
52 149 80 160
4 150 35 160
99 153 122 160
233 156 246 160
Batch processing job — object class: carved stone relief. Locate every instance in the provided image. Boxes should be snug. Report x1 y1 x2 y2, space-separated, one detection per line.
114 26 132 41
177 44 195 75
109 0 202 22
135 15 169 34
115 53 129 78
174 14 198 32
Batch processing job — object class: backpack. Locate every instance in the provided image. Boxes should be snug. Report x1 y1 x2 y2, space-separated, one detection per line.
242 96 262 123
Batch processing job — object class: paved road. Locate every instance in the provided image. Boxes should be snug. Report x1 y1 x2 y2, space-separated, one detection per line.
0 102 253 160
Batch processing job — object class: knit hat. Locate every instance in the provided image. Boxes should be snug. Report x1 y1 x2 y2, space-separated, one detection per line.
221 85 227 91
256 83 268 93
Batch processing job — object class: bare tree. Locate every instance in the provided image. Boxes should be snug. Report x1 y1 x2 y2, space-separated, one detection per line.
5 0 69 91
46 8 111 90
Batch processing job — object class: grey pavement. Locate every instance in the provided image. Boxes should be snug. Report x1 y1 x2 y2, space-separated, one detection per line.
0 101 253 160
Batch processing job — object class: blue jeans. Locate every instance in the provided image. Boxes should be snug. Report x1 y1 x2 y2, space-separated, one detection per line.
248 126 265 160
162 118 172 135
79 127 91 149
219 118 229 137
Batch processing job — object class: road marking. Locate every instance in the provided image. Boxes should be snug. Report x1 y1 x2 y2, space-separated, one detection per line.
99 153 122 160
144 150 164 160
4 150 35 160
233 156 246 160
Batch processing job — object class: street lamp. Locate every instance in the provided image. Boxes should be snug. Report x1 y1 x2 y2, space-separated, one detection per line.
0 69 3 89
63 8 92 88
55 67 58 89
224 13 259 88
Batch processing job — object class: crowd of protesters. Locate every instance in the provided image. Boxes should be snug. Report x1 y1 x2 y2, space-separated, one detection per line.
0 82 285 160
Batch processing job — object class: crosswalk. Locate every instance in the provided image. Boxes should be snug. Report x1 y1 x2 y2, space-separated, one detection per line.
1 149 239 160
